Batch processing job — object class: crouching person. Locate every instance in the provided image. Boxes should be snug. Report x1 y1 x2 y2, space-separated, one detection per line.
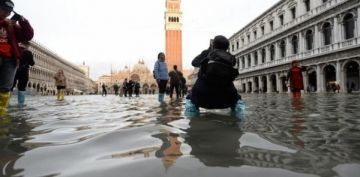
185 35 245 116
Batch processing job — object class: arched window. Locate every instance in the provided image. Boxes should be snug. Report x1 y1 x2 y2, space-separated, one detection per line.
247 55 251 67
241 57 245 69
322 22 332 45
261 48 266 63
305 30 313 50
344 13 355 39
280 40 286 58
270 45 275 61
292 36 298 54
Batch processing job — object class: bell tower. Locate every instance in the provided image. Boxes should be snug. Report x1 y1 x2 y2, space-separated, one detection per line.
165 0 183 72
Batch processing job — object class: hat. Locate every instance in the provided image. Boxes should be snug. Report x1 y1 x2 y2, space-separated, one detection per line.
213 35 230 50
0 0 14 12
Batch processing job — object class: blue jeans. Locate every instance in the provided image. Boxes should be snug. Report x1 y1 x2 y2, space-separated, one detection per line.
0 58 17 92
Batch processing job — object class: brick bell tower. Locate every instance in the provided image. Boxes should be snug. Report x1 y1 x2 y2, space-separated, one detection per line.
165 0 183 72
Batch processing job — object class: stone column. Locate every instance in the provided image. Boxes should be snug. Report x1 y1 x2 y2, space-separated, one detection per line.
314 25 320 49
286 37 292 56
267 74 272 93
333 16 339 44
357 7 360 37
303 71 308 93
275 43 280 60
336 61 344 92
266 46 271 63
317 65 323 92
276 73 282 93
259 76 264 93
299 32 305 53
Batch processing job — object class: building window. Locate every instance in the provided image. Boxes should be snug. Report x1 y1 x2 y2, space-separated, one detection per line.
261 48 266 63
269 21 274 31
323 0 328 3
305 30 313 50
344 13 355 40
291 8 296 20
247 55 251 67
241 38 245 46
279 15 284 26
280 40 286 58
292 36 299 54
270 45 275 61
304 0 310 12
232 44 234 52
261 26 265 35
247 35 251 42
236 41 239 49
254 52 258 65
323 22 332 45
253 31 257 39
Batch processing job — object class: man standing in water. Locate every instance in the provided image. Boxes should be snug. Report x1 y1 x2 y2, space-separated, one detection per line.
168 65 182 99
153 52 169 102
287 60 307 98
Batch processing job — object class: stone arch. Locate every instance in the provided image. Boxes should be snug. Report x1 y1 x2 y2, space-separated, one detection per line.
343 59 360 91
323 64 336 92
261 75 267 93
270 74 277 92
37 83 40 92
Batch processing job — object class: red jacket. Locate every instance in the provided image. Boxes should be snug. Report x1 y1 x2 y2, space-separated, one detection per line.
0 18 34 65
287 66 307 90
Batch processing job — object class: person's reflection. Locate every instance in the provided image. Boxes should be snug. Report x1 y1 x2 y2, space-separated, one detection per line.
0 115 32 176
152 132 183 170
291 99 305 148
184 115 244 167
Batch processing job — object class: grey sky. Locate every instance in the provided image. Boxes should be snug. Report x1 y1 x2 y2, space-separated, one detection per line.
15 0 278 80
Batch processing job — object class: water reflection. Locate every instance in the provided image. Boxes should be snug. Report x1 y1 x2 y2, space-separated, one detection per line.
185 114 244 167
153 131 183 170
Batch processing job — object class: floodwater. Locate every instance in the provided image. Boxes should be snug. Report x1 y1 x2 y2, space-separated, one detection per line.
0 94 360 177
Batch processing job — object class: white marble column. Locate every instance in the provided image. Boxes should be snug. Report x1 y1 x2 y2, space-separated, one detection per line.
336 61 344 92
250 52 255 67
267 74 272 93
266 46 271 63
303 71 308 93
314 25 321 49
276 73 282 93
333 16 339 44
357 7 360 37
286 37 292 56
275 43 280 60
299 32 305 53
316 65 323 92
259 76 264 93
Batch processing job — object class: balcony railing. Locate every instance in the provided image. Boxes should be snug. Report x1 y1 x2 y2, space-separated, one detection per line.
238 37 359 74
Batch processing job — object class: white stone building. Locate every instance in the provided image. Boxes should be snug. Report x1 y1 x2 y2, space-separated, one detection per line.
229 0 360 93
24 41 96 95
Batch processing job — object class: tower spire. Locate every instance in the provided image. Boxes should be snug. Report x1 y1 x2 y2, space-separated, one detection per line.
165 0 183 72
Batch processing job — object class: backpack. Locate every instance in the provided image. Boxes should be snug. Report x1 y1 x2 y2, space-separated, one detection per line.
202 50 239 85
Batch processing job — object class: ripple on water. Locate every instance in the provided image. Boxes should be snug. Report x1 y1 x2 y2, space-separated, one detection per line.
1 94 360 177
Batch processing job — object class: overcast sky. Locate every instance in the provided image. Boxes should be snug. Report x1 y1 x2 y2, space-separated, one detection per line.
15 0 278 80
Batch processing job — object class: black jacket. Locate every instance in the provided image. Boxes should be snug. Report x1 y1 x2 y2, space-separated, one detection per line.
15 48 35 79
189 49 241 109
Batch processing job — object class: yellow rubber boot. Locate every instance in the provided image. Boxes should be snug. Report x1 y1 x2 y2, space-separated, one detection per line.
57 91 61 101
0 92 11 116
60 90 65 101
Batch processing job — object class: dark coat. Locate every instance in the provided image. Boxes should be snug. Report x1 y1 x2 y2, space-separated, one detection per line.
15 47 35 80
189 49 241 109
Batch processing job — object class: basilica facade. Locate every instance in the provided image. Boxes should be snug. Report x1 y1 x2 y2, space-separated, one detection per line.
229 0 360 93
